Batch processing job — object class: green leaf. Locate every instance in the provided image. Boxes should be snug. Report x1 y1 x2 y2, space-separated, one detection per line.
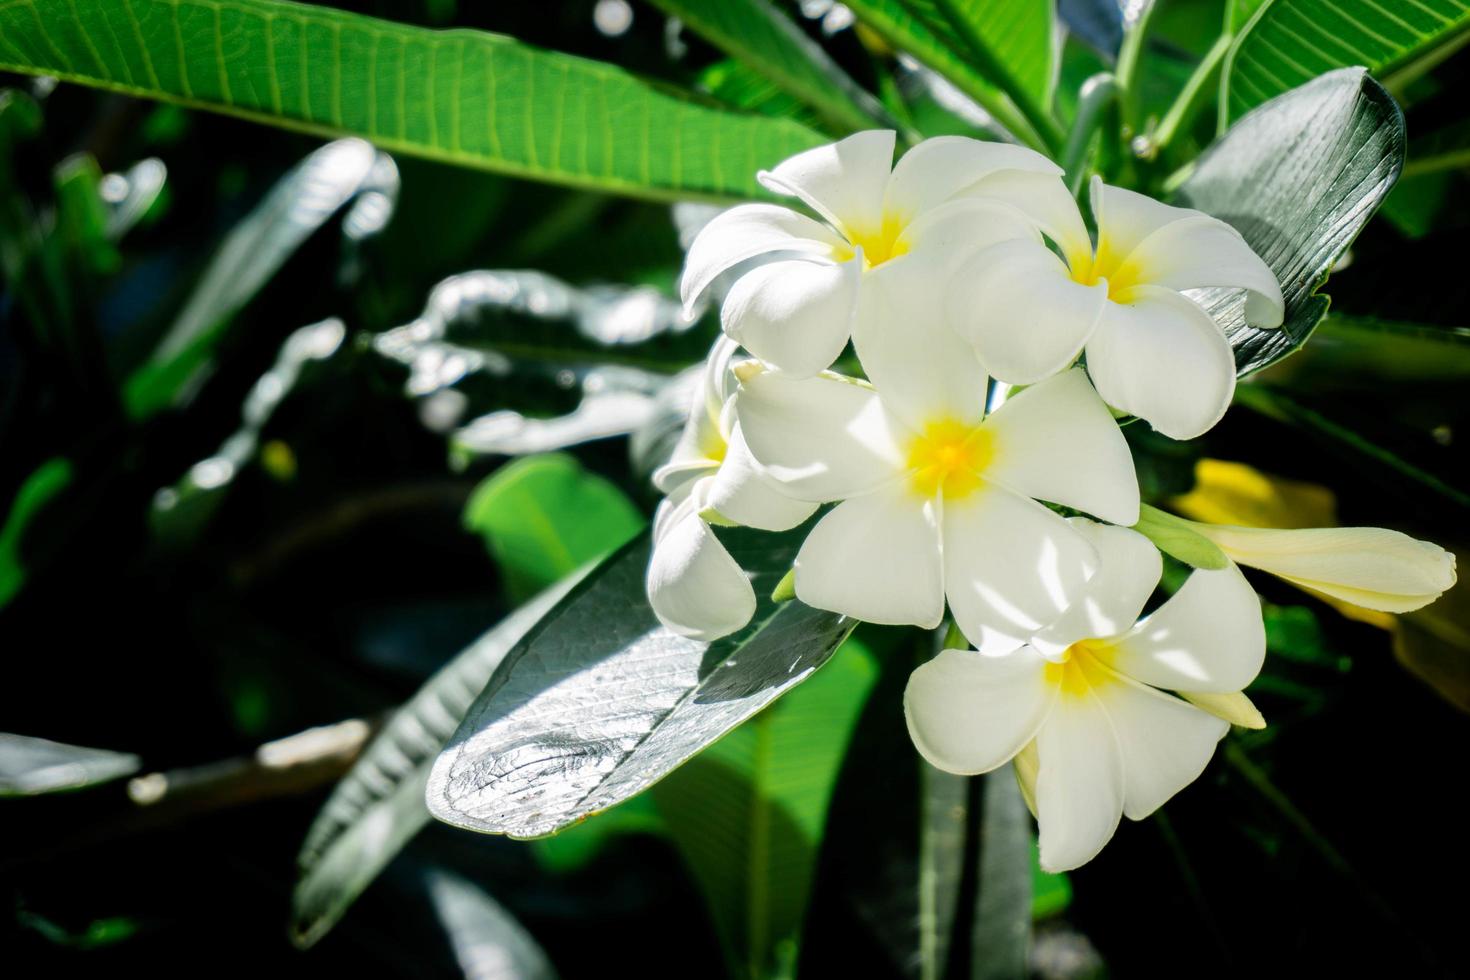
1223 0 1470 123
915 0 1058 114
1259 314 1470 389
0 0 824 201
842 0 1056 150
463 452 645 604
0 457 73 610
1132 504 1230 570
1174 68 1405 377
0 732 140 796
415 867 556 980
426 523 856 839
651 636 879 979
291 577 580 948
124 139 394 420
1402 117 1470 178
649 0 889 133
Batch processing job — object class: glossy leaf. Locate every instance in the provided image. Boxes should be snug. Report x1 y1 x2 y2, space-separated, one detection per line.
1174 68 1405 377
427 522 856 839
651 637 879 979
0 0 825 201
0 733 140 796
649 0 888 132
291 578 579 948
925 0 1059 110
0 458 73 610
124 139 395 419
463 453 644 603
1224 0 1470 122
417 866 557 980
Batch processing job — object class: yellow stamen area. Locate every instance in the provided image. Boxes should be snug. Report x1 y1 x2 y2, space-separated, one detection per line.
1070 235 1146 303
700 431 728 466
1044 640 1119 698
833 212 910 269
906 419 993 500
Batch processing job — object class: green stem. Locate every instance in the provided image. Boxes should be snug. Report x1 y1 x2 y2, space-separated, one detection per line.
1401 148 1470 179
1154 32 1231 152
1060 73 1117 195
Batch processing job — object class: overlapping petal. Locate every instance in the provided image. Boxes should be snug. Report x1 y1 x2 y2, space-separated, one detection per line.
981 369 1140 525
704 424 819 532
735 371 906 501
1106 563 1265 694
904 646 1055 775
1031 522 1162 657
795 483 945 628
758 130 895 237
1084 285 1237 441
647 497 757 641
1123 216 1284 327
947 238 1107 384
942 487 1099 655
679 204 843 313
882 135 1062 221
721 257 861 377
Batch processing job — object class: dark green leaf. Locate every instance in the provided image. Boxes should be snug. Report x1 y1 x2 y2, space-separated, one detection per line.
1174 68 1405 376
0 0 824 201
651 636 879 978
1224 0 1470 122
416 866 557 979
0 733 140 796
0 457 73 610
463 453 644 603
124 139 394 419
291 578 579 948
426 523 856 839
649 0 889 132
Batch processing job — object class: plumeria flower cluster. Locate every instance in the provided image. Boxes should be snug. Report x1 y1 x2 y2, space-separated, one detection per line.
646 132 1457 871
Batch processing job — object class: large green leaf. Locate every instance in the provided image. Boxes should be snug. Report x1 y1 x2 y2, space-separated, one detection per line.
925 0 1058 111
842 0 1056 150
291 577 579 947
0 457 72 610
648 0 889 133
463 453 644 604
1224 0 1470 122
1173 68 1405 377
651 636 879 979
426 522 856 839
0 0 824 201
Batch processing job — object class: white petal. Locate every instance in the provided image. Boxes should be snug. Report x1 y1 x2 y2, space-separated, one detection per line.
883 135 1062 224
721 257 861 377
758 130 895 238
981 368 1140 525
736 371 906 501
704 423 819 532
1013 739 1040 817
904 646 1056 775
1180 689 1267 729
943 487 1099 655
1032 521 1162 656
1085 285 1237 441
653 340 738 494
1196 525 1457 614
795 484 945 627
646 506 756 641
679 204 843 313
1123 215 1284 327
948 239 1107 384
963 169 1094 267
853 257 990 430
1034 693 1125 872
1091 177 1206 261
894 196 1042 277
1093 672 1229 819
1107 563 1265 693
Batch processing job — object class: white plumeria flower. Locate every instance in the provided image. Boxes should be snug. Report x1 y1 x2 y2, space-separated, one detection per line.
1187 521 1457 614
947 177 1285 440
681 130 1077 377
647 339 817 641
736 271 1139 653
905 521 1267 872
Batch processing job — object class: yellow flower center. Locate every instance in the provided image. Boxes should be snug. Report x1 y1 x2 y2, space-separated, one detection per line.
700 430 728 466
1044 640 1118 697
833 212 911 270
906 419 994 500
1069 235 1146 303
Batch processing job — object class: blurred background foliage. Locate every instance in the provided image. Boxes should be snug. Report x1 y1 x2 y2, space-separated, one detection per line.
2 1 1469 977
